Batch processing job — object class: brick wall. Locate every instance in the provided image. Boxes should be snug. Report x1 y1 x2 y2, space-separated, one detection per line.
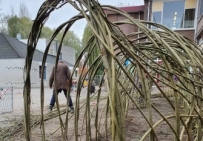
107 12 144 36
175 30 195 41
0 59 54 88
144 0 149 21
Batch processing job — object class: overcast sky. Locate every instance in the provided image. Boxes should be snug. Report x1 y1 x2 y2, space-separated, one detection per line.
1 0 144 39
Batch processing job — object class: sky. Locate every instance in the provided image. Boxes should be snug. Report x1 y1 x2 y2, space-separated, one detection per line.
1 0 144 40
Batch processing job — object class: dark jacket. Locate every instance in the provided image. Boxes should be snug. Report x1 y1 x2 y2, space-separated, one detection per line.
49 61 71 90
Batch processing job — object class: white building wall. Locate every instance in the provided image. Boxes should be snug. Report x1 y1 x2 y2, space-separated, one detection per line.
61 45 75 65
30 61 54 88
0 59 54 88
47 40 58 56
0 59 25 88
46 41 76 65
20 38 75 65
20 39 47 52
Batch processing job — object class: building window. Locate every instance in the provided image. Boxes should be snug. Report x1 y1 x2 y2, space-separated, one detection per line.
152 11 162 29
184 9 195 28
152 11 162 23
153 0 196 30
163 1 184 29
39 66 46 79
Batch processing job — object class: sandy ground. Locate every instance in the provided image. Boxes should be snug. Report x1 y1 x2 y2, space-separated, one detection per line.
0 86 94 120
1 86 172 141
0 86 161 122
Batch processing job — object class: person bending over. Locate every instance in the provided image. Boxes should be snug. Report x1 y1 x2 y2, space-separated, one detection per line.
49 60 74 113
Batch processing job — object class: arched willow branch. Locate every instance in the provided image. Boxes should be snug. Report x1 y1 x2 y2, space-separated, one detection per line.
23 0 203 141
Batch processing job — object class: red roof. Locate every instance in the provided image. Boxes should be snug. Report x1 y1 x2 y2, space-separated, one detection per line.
104 5 144 14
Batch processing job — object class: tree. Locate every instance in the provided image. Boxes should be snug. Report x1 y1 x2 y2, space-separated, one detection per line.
18 17 33 38
0 15 8 33
6 3 32 38
82 24 102 74
5 1 82 59
40 26 54 39
0 0 8 33
19 3 30 18
7 15 34 38
82 24 93 47
7 15 20 37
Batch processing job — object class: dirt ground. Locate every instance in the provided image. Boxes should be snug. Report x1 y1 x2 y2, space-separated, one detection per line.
0 87 189 141
125 97 175 141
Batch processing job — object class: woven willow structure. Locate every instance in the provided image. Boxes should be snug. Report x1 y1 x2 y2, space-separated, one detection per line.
22 0 203 140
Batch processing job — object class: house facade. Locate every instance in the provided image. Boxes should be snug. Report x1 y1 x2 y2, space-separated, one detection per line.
20 38 78 78
0 58 54 88
106 0 200 42
20 38 76 65
150 0 197 41
105 5 145 35
104 1 201 86
0 33 74 88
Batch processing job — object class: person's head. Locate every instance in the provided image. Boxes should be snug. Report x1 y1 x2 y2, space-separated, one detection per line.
58 60 64 63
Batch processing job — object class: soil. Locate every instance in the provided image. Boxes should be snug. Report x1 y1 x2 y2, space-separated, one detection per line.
0 88 191 141
125 97 175 141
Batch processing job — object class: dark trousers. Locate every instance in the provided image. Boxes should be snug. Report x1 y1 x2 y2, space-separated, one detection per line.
50 89 73 107
90 86 95 94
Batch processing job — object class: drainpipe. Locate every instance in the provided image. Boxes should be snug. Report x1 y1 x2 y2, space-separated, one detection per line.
147 0 150 23
194 0 199 42
138 11 140 42
147 0 151 41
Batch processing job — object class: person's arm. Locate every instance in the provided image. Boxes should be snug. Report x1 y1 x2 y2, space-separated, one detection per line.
66 66 71 84
49 67 54 88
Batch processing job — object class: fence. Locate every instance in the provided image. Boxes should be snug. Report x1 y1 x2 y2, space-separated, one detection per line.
94 75 103 86
0 86 13 113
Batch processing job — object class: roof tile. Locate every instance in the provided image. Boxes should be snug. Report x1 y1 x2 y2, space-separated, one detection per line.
0 33 74 67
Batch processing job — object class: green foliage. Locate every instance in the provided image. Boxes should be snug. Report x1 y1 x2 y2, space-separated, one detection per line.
40 26 54 39
6 15 81 58
4 1 82 64
6 3 32 38
7 15 54 39
82 24 93 46
82 24 103 75
18 17 33 38
6 14 82 59
7 15 21 37
0 3 8 33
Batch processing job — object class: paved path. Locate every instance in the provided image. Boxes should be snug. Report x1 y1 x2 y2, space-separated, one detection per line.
0 86 160 122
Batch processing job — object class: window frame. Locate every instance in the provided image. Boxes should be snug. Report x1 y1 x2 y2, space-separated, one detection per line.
39 62 47 80
162 0 185 29
183 8 196 28
151 11 162 29
151 11 162 23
